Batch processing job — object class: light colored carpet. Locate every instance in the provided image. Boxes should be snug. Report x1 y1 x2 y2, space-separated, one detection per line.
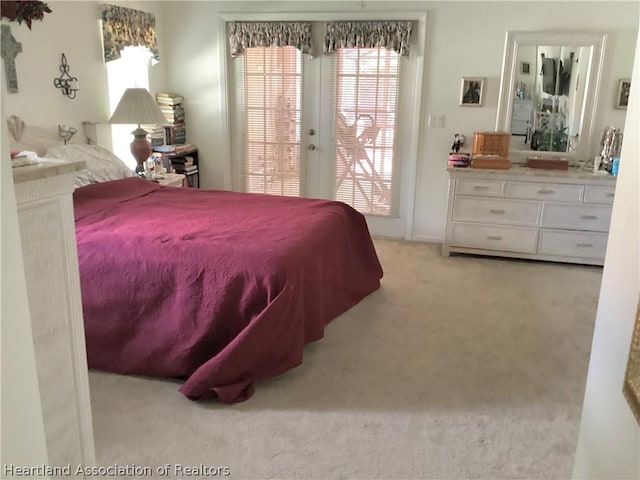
89 239 603 479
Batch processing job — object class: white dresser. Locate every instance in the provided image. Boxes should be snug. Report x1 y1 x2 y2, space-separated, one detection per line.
442 167 616 266
13 159 95 470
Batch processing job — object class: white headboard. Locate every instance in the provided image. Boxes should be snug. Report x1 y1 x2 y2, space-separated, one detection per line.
7 115 82 156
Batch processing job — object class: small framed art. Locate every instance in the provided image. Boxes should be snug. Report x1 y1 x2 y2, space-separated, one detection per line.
460 77 484 107
521 62 530 74
616 78 631 109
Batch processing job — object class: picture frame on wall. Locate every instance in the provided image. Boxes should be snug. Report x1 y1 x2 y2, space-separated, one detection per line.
623 300 640 425
616 78 631 109
521 62 530 74
460 77 484 107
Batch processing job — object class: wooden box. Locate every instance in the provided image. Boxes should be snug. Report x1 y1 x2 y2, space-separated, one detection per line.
472 132 510 157
471 156 511 170
525 157 569 170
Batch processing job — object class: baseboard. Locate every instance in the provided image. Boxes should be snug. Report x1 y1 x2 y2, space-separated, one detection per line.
409 234 442 244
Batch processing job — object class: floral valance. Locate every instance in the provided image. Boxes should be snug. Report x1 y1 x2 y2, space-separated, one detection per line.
101 4 159 63
228 22 313 58
324 21 412 57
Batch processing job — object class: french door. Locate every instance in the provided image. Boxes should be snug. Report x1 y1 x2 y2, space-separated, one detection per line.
229 38 417 238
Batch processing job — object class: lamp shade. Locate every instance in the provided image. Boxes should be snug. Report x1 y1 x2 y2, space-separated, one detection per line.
108 88 167 126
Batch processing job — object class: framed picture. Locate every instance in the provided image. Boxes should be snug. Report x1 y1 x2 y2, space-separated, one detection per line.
616 78 631 109
460 77 484 107
623 300 640 425
521 62 530 74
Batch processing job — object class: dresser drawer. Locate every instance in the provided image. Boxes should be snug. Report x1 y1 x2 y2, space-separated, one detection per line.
452 197 541 226
455 178 505 197
584 185 616 204
451 222 538 253
539 229 608 259
541 203 612 232
506 181 583 202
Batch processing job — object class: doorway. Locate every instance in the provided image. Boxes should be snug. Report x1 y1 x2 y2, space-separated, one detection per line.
225 17 424 238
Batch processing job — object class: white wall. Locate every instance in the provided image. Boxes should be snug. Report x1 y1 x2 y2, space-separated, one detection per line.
1 1 168 144
572 24 640 480
162 1 638 242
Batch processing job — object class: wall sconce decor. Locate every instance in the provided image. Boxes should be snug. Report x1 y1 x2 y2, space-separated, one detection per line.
57 125 77 145
53 53 78 99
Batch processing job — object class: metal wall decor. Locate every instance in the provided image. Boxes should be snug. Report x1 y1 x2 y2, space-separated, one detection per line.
53 53 78 99
1 25 22 93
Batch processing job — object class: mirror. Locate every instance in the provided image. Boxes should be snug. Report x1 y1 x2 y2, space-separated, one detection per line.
496 31 607 164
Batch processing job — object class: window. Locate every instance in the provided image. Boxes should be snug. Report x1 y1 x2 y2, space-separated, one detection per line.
106 46 153 170
334 48 400 216
240 47 303 197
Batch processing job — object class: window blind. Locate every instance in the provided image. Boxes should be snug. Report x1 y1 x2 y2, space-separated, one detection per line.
236 46 304 197
333 47 400 216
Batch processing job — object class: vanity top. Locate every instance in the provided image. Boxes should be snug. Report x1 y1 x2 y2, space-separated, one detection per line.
447 165 617 184
12 158 85 184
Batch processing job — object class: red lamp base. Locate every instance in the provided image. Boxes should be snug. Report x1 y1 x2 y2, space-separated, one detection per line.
130 127 152 176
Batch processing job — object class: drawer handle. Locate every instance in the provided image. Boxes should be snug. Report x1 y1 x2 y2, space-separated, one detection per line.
486 236 503 241
473 185 490 191
489 209 506 215
580 215 598 220
577 243 594 248
537 189 555 194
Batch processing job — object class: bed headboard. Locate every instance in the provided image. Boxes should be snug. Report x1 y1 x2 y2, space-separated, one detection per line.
7 115 84 156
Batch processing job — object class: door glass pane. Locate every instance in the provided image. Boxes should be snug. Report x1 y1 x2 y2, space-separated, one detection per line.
243 47 303 197
334 48 400 215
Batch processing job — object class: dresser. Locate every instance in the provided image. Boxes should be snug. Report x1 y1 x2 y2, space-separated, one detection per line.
13 159 95 470
442 167 616 266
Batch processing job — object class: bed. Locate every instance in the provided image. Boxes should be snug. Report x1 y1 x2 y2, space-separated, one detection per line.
44 144 383 404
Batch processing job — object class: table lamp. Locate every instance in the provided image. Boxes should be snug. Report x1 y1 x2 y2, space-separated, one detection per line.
108 88 167 175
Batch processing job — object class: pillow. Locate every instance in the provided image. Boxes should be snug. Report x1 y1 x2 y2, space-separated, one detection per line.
45 144 136 187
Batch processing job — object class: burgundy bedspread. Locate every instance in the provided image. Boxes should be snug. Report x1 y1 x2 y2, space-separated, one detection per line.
73 177 383 403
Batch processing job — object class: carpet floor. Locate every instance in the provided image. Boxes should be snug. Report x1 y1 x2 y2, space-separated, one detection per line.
89 239 603 479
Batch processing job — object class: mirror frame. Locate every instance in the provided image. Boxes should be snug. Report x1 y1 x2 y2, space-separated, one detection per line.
495 31 607 164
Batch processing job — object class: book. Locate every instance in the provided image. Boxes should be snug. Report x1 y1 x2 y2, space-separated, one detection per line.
156 92 184 101
153 145 176 153
172 165 198 173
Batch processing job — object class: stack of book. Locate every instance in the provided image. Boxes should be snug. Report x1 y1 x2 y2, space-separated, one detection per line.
153 143 194 154
171 155 197 175
156 92 186 144
145 124 166 148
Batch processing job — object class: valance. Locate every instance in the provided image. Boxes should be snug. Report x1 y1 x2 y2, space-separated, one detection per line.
228 22 313 58
324 21 412 57
101 4 159 63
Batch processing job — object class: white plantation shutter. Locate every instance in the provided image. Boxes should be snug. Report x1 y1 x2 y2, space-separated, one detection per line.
333 47 400 216
237 46 304 197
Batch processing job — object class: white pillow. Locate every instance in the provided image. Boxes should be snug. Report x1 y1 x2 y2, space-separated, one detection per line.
45 144 135 187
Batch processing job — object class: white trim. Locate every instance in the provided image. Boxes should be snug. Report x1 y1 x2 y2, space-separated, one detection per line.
219 12 426 22
411 234 443 244
218 15 233 190
404 12 427 241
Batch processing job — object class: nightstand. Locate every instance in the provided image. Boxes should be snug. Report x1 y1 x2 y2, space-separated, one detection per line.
154 173 185 187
